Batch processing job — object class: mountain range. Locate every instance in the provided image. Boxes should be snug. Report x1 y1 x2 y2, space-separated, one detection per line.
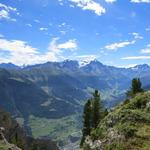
0 60 150 147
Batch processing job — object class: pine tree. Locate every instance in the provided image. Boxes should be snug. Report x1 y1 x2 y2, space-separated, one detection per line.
80 99 92 147
92 90 101 129
80 90 107 147
127 78 144 98
137 78 143 93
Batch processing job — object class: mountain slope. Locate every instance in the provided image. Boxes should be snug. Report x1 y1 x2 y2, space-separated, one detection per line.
0 107 59 150
83 92 150 150
1 61 150 148
0 68 79 119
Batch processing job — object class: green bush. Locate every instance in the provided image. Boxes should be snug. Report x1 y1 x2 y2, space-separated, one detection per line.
104 142 124 150
91 127 106 140
123 99 130 105
126 95 148 109
117 123 137 138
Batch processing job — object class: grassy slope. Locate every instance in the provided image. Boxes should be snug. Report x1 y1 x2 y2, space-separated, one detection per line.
86 92 150 150
28 114 82 146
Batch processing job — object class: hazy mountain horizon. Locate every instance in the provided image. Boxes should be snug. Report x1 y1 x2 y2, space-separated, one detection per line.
0 59 150 69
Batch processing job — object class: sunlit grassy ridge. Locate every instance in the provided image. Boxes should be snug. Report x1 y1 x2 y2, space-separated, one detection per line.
84 92 150 150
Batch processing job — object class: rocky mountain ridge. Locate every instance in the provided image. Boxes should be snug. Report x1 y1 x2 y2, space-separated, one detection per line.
83 92 150 150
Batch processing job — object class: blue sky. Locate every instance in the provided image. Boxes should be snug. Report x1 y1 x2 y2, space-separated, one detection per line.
0 0 150 67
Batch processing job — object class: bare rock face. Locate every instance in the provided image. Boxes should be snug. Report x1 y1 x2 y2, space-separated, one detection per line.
146 101 150 111
84 136 104 150
107 128 124 141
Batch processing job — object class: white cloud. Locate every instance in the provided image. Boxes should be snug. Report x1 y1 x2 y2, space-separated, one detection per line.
0 39 38 54
70 4 75 7
60 30 66 35
141 48 150 53
58 22 66 28
46 38 78 62
105 0 117 3
0 3 17 11
0 10 9 19
140 44 150 53
0 38 78 65
57 22 74 35
34 19 40 23
131 0 150 3
69 0 106 16
0 3 18 21
0 39 40 65
58 0 64 6
39 27 48 31
131 32 143 39
105 40 135 51
57 40 77 50
117 64 137 68
122 56 150 60
48 38 60 53
26 24 32 27
48 38 78 54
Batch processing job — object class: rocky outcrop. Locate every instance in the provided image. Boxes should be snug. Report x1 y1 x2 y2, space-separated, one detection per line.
82 92 150 150
0 127 21 150
0 108 59 150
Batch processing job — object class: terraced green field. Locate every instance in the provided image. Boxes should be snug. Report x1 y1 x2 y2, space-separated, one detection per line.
28 114 82 146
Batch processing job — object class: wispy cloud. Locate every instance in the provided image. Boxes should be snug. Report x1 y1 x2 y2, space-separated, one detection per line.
0 38 40 65
141 48 150 53
39 27 48 31
0 3 19 21
122 56 150 60
0 37 78 65
60 30 66 35
0 39 37 54
69 0 106 16
57 22 75 35
26 24 32 27
105 40 135 51
131 32 143 39
131 0 150 3
57 40 77 50
34 19 40 23
48 38 77 53
105 0 117 3
117 64 137 68
140 44 150 53
58 0 64 6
